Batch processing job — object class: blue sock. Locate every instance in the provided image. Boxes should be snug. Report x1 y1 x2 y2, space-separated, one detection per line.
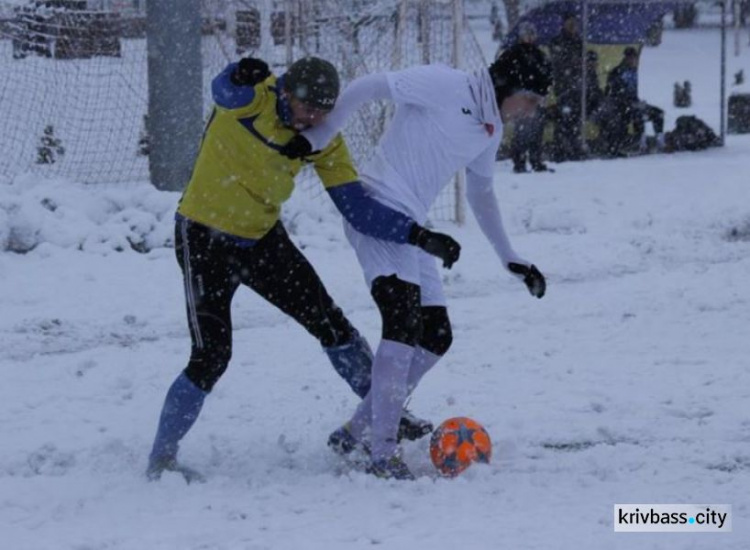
148 372 207 464
325 331 373 398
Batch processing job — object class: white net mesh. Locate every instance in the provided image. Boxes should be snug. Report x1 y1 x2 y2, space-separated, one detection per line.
0 0 486 221
0 1 148 184
202 0 488 221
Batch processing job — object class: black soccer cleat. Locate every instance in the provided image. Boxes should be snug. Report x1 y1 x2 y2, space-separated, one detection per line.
327 423 370 457
398 410 433 442
366 455 415 481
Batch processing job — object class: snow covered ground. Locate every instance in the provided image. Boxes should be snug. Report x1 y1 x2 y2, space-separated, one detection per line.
1 25 750 550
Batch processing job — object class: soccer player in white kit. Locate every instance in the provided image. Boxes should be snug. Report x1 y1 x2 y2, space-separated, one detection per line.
281 47 551 479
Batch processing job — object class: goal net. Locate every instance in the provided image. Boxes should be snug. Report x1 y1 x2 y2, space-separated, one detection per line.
0 0 487 222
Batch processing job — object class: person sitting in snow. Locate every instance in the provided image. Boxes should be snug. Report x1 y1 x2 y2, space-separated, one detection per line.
603 47 665 156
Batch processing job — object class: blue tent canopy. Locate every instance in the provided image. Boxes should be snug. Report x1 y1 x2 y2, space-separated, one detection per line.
502 1 675 48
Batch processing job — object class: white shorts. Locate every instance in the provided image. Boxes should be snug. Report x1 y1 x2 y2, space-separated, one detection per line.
343 221 447 307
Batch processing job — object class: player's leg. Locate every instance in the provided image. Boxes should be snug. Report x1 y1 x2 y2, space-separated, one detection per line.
338 224 424 478
406 307 452 390
412 251 450 385
147 218 240 481
398 307 452 440
361 274 421 480
339 220 421 449
397 252 452 439
242 222 372 397
324 224 432 468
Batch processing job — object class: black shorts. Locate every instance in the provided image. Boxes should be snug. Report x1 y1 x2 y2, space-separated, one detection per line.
175 216 355 391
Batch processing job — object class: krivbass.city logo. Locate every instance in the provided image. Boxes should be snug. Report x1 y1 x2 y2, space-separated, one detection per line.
614 504 732 532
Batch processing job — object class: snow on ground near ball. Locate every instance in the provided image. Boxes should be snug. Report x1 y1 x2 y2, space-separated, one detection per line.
3 134 749 549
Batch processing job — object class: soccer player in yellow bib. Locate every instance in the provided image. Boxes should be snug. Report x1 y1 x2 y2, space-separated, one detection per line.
147 57 459 482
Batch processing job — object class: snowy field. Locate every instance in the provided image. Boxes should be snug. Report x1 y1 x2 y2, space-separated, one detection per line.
1 24 750 550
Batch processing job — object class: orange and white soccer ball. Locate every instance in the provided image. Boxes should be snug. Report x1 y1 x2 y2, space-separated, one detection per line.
429 417 492 477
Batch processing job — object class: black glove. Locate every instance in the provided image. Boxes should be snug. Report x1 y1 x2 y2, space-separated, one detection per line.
279 135 313 160
408 224 461 268
508 262 546 298
231 57 271 86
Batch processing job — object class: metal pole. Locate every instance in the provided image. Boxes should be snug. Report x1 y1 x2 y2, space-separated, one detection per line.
581 0 588 154
392 0 407 70
260 0 272 62
453 0 466 226
297 0 308 56
146 0 203 191
721 0 727 145
451 0 463 69
421 0 431 64
734 0 740 56
285 0 294 66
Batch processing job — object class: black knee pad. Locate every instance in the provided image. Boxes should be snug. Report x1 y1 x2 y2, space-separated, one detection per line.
371 275 422 346
419 306 453 356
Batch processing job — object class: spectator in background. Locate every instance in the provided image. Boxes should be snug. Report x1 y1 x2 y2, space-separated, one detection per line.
508 22 552 173
549 12 586 162
604 47 665 155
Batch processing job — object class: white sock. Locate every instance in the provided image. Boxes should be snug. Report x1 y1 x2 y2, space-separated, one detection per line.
406 347 441 394
349 393 371 442
349 346 441 445
349 339 415 461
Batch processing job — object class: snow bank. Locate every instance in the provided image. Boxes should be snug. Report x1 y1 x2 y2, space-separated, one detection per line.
0 174 177 254
0 170 344 257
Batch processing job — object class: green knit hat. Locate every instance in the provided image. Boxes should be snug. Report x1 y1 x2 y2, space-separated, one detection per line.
284 57 340 111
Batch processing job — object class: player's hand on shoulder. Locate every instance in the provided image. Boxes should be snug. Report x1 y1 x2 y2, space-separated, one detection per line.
231 57 271 86
279 135 313 160
508 261 546 299
409 224 461 269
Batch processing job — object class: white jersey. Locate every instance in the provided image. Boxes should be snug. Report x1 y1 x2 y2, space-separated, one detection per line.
361 64 503 224
303 64 527 270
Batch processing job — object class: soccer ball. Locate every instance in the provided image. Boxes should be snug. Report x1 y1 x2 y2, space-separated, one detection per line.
429 417 492 477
